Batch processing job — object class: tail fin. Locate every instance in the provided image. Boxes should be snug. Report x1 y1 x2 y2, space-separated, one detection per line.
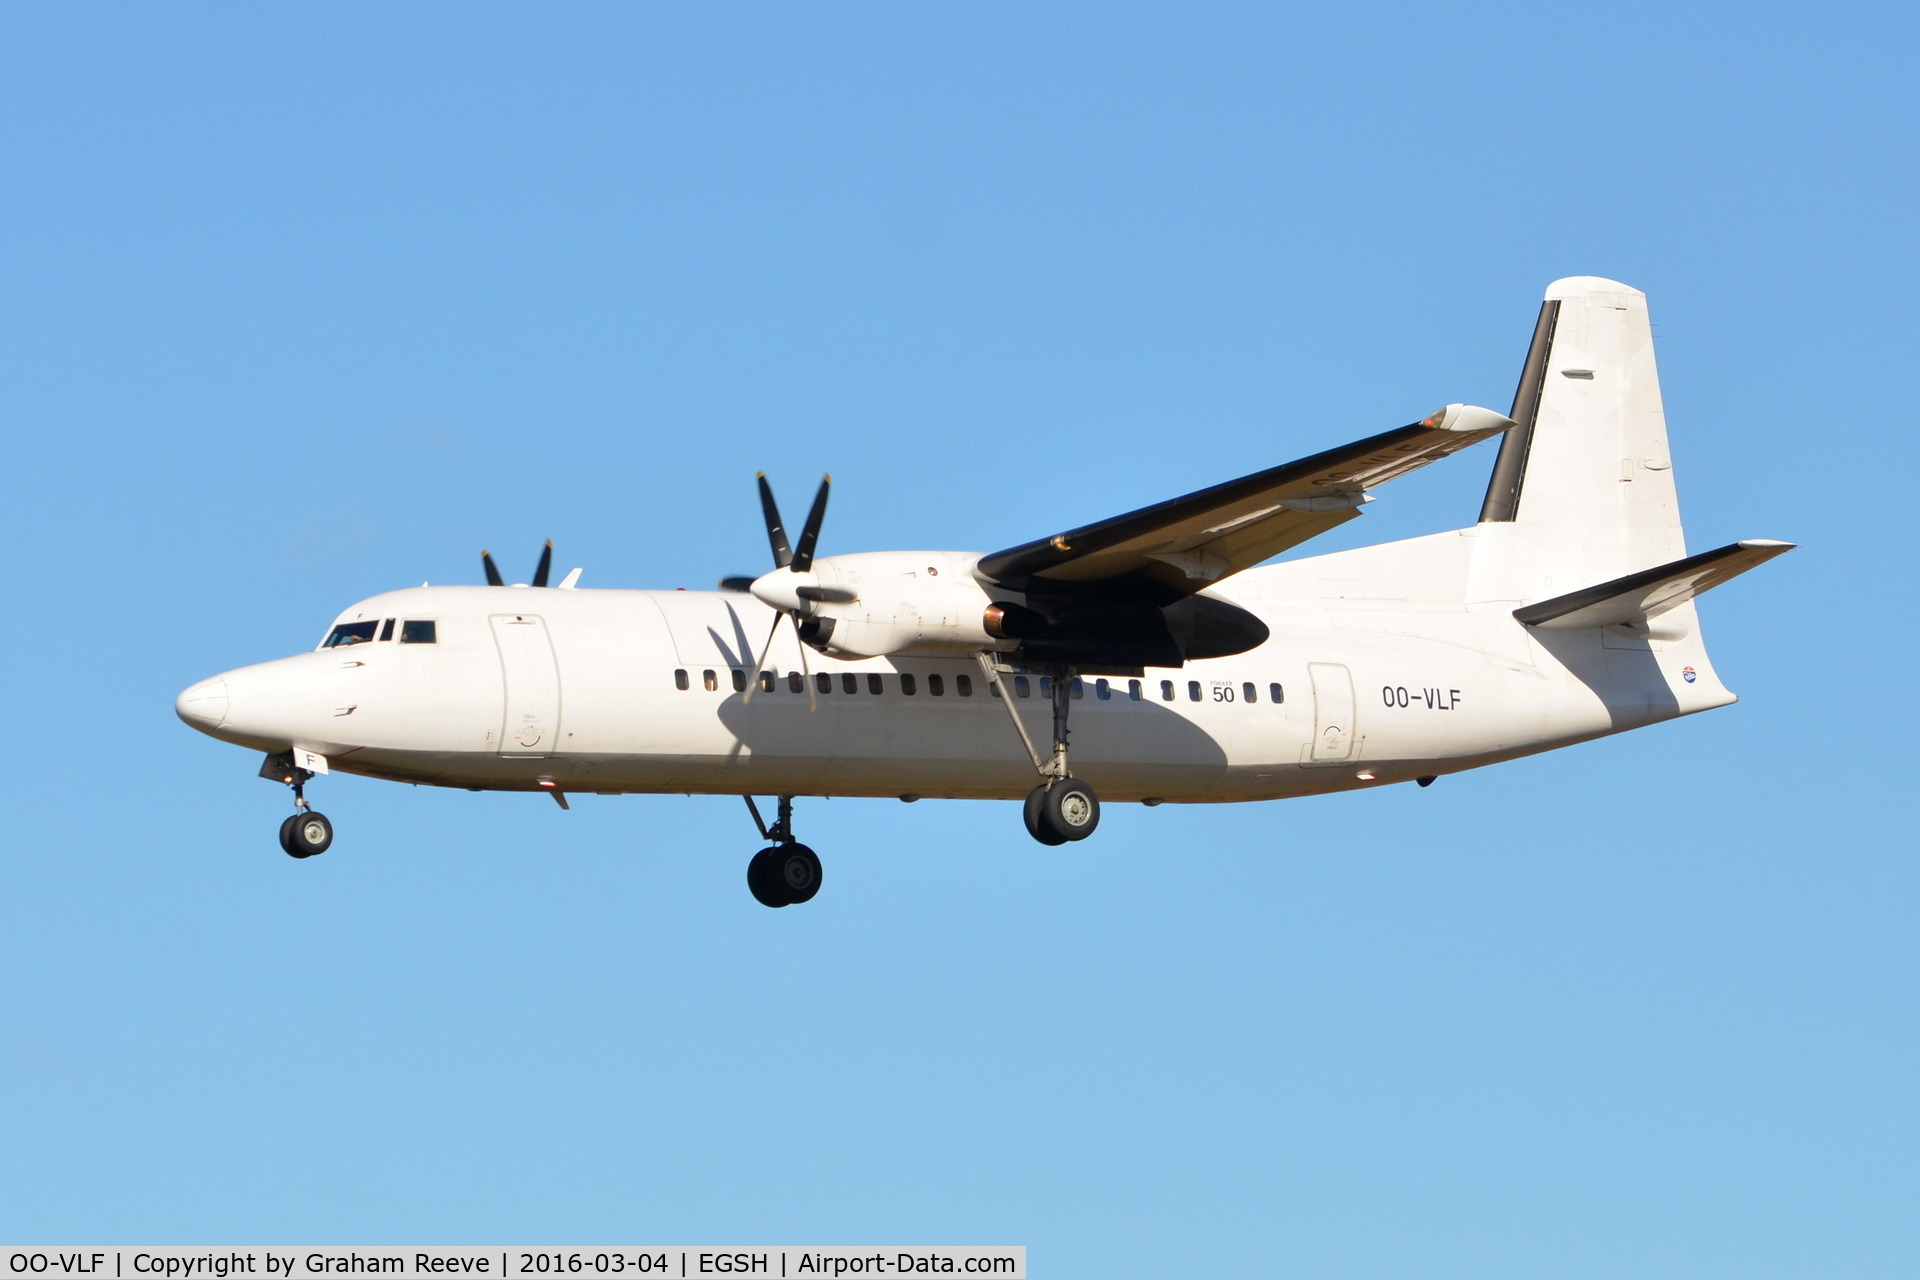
1473 277 1684 594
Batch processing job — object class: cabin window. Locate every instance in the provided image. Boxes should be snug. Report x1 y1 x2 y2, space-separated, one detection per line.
1071 677 1084 699
787 671 804 693
816 672 832 694
324 621 378 648
1039 676 1052 696
674 669 690 691
1269 682 1284 704
867 673 884 695
928 673 945 696
1129 679 1142 701
989 678 1002 698
732 669 747 692
900 673 917 695
760 671 775 693
1243 682 1258 703
1188 680 1202 702
1160 679 1174 701
1095 678 1110 700
1014 676 1031 698
703 670 718 692
378 618 396 642
400 620 437 644
956 673 973 697
843 673 859 695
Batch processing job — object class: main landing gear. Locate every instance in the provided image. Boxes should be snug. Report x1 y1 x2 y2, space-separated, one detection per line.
743 795 823 908
975 655 1102 846
264 751 333 859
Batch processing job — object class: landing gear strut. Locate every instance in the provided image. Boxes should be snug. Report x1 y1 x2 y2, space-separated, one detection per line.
263 751 333 859
975 655 1102 845
743 795 823 908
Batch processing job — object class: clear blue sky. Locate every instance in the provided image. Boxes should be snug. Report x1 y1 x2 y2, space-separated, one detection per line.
3 3 1915 1275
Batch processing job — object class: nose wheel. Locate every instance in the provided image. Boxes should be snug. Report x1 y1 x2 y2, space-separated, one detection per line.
262 750 334 859
279 810 334 858
742 796 824 907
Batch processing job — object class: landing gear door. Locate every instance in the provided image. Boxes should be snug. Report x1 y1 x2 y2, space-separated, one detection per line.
491 613 561 756
1307 662 1357 763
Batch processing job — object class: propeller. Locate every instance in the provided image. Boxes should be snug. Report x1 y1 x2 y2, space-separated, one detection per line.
482 540 556 588
738 473 832 711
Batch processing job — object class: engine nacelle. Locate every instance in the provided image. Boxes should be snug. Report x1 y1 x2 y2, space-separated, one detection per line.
754 551 1017 658
751 550 1269 667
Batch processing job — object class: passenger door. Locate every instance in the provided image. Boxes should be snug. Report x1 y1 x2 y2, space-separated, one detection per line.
1308 662 1357 762
491 613 561 756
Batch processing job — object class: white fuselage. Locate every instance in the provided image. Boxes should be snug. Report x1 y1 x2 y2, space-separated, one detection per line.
175 527 1735 805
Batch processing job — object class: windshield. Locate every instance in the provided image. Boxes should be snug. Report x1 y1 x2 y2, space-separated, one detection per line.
324 621 378 648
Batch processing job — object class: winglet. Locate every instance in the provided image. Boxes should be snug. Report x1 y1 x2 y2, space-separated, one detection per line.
1424 403 1517 434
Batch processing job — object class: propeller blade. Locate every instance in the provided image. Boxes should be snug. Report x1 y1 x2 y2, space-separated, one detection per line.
740 611 783 705
482 551 504 587
717 576 757 592
791 475 831 572
757 473 793 569
532 540 553 588
792 615 817 712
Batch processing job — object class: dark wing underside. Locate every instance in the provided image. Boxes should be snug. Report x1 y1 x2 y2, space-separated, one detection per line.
976 404 1515 595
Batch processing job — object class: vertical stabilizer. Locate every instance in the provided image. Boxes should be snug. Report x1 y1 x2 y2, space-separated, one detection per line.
1471 277 1685 598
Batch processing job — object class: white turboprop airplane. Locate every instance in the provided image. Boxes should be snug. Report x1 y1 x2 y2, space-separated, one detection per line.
177 277 1790 906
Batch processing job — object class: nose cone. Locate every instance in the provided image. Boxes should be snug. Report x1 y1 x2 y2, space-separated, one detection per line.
175 676 230 732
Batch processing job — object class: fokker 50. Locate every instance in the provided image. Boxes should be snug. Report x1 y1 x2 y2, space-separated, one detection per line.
178 278 1790 907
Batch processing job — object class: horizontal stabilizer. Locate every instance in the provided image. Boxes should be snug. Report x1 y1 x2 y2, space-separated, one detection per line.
1514 539 1794 630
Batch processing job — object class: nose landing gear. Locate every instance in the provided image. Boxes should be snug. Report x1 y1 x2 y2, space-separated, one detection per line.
743 795 823 907
263 750 333 859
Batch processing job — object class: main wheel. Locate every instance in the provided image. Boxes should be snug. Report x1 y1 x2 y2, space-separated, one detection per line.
284 810 333 858
747 846 788 908
1023 784 1068 846
777 843 823 904
1039 778 1100 842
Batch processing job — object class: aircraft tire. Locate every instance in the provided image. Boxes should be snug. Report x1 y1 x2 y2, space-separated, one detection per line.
778 843 823 905
747 846 789 908
1024 785 1069 846
1040 778 1100 842
285 810 333 858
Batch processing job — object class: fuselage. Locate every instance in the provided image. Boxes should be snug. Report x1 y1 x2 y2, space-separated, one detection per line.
174 531 1736 805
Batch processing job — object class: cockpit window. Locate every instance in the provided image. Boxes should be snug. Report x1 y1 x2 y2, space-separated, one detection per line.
324 621 378 648
400 619 438 644
379 618 396 641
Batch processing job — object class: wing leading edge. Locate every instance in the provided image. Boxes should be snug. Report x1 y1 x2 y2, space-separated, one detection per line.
975 404 1514 594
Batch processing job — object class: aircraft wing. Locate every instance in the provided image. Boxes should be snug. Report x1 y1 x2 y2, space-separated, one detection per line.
975 404 1514 594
